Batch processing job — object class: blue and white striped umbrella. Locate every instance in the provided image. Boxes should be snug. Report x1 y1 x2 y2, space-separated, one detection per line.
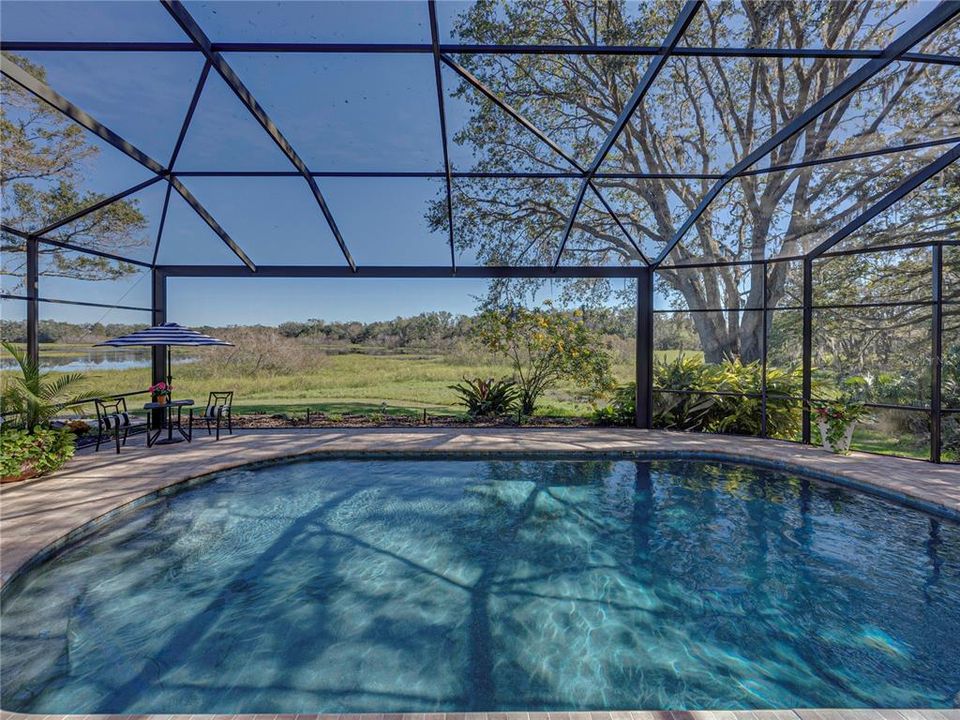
96 323 233 388
95 322 233 348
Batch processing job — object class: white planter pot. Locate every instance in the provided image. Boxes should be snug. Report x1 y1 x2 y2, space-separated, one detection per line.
817 419 857 454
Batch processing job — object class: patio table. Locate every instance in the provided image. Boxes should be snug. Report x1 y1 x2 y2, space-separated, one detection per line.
143 399 194 446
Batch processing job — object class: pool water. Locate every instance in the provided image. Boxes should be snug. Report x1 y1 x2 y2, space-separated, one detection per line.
2 457 959 712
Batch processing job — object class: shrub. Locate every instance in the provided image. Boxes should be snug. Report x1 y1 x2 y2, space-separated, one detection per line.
473 302 615 415
653 355 719 431
651 355 805 438
449 376 519 417
1 427 75 482
593 382 636 425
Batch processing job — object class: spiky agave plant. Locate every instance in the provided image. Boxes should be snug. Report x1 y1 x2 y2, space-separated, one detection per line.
1 341 97 431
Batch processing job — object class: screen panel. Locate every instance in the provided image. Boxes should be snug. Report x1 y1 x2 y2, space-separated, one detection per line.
171 177 348 266
604 55 863 177
224 53 444 173
450 175 581 266
0 1 187 42
811 304 932 407
182 0 432 44
316 177 450 266
14 51 207 164
680 1 931 51
812 247 933 307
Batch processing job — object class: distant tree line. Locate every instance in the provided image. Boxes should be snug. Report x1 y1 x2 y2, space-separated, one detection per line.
1 307 657 350
278 308 638 349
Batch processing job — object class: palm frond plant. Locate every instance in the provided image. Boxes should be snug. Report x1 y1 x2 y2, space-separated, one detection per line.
1 341 96 431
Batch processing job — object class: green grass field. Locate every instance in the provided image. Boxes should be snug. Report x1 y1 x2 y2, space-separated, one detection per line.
17 344 648 418
3 343 931 460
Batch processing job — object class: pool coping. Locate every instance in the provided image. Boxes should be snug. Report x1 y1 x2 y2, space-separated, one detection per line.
2 429 960 718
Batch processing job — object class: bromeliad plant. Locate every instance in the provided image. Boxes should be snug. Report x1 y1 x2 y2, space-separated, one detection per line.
449 376 519 417
808 396 871 454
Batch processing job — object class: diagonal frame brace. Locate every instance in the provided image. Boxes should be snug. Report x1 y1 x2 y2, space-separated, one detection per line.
554 0 702 268
807 142 960 259
428 0 457 272
1 55 257 271
153 59 212 266
161 0 357 271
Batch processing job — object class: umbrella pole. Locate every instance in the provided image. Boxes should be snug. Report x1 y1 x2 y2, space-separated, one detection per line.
167 346 173 393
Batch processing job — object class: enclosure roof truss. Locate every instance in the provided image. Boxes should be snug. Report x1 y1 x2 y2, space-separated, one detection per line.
1 0 959 274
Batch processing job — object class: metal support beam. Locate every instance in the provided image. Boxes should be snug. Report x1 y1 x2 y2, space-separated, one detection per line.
2 41 958 67
153 61 211 266
555 0 701 267
932 243 944 462
161 0 356 271
654 0 960 267
636 269 654 428
428 0 456 272
155 134 960 181
25 235 39 367
157 264 643 279
801 257 813 444
761 260 769 438
807 142 960 259
168 60 211 170
0 294 152 313
151 183 174 267
34 177 164 238
151 267 168 429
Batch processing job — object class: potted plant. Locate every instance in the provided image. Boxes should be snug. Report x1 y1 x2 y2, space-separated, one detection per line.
808 396 870 455
149 381 172 406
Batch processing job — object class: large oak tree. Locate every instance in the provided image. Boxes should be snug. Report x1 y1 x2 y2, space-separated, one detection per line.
431 0 960 362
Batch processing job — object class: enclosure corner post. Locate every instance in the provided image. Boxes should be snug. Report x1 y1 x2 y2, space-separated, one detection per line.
636 268 654 429
801 257 813 445
151 268 168 427
932 243 943 463
25 235 39 367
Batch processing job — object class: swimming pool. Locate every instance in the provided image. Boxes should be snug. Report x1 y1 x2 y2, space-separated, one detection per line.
2 456 958 712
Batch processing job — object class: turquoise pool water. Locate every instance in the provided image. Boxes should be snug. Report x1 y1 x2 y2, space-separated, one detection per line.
2 457 959 712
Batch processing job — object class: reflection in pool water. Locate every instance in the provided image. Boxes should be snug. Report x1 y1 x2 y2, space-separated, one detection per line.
2 458 958 713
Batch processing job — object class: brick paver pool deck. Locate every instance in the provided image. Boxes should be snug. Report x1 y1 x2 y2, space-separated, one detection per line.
2 428 959 720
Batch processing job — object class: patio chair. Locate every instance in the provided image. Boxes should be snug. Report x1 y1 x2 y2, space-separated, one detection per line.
197 391 233 440
94 397 147 454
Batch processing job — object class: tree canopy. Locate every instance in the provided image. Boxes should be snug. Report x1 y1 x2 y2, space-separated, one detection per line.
0 54 148 291
429 0 960 361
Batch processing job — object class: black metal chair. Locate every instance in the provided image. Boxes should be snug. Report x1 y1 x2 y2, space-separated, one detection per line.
197 391 233 440
94 397 147 454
